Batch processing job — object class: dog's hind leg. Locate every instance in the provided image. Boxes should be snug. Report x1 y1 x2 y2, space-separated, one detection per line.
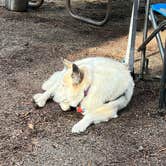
72 82 134 133
72 105 118 133
71 95 129 133
111 80 134 110
91 81 134 125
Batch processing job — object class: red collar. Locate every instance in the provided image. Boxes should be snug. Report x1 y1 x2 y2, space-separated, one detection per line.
76 106 85 114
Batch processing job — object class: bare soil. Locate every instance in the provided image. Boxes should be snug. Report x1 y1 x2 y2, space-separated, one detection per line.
0 0 166 165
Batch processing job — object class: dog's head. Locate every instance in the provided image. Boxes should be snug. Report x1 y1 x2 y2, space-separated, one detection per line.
54 59 90 111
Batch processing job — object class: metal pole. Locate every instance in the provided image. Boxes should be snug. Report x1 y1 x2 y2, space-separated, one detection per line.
150 8 165 60
138 21 166 52
140 0 150 78
159 40 166 109
123 0 140 73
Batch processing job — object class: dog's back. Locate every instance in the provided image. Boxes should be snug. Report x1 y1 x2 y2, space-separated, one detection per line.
74 57 134 104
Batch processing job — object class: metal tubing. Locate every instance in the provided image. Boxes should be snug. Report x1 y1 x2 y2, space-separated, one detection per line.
138 21 166 51
124 0 140 72
149 6 166 109
140 0 150 78
159 41 166 109
150 8 165 60
29 0 44 9
66 0 110 26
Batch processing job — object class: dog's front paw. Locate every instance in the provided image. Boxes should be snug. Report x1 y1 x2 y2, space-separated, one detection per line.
33 93 46 107
72 121 88 133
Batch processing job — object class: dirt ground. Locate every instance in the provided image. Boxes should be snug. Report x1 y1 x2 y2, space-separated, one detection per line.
0 0 166 165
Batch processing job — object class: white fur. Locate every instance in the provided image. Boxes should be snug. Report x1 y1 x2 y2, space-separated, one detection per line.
33 57 134 133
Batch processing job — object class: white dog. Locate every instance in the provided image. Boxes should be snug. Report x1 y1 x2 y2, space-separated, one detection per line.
33 57 134 133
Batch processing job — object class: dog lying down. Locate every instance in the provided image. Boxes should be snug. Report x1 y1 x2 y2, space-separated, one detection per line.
33 57 134 133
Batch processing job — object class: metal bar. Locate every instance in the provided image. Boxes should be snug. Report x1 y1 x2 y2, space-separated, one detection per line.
150 8 165 60
123 0 140 73
66 0 110 26
140 0 150 78
159 40 166 109
138 21 166 51
29 0 44 9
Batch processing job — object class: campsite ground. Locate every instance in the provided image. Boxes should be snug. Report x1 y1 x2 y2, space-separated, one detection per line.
0 0 166 165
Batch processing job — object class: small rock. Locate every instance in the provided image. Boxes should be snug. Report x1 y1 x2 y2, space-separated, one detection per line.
24 42 29 46
28 123 34 130
138 145 144 151
31 138 39 145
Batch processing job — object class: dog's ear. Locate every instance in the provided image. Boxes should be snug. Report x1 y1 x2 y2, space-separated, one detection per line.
63 59 72 69
71 63 83 85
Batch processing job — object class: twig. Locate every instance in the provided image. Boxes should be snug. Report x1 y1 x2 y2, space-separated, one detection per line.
158 147 166 153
